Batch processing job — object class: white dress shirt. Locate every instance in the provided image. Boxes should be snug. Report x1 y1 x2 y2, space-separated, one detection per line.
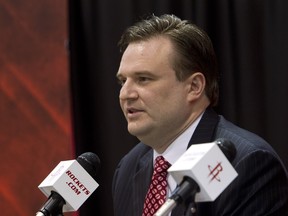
153 112 203 205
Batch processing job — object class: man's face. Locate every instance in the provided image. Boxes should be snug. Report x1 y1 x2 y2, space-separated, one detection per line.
116 37 193 150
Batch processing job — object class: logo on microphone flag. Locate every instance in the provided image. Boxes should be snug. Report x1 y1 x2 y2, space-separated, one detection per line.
168 142 238 202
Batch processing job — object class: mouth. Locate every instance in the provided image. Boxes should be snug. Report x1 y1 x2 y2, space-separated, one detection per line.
126 107 143 117
128 108 140 114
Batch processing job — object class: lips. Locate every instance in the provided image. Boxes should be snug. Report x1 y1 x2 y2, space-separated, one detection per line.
126 107 143 117
128 108 139 114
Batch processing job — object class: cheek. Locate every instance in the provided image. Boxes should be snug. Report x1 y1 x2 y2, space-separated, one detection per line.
119 99 125 112
143 83 186 108
162 87 186 104
150 90 186 115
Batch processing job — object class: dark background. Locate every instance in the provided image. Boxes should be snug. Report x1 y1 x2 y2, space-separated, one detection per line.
68 0 288 215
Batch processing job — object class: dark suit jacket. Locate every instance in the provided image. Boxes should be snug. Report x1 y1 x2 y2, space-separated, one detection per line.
112 108 288 215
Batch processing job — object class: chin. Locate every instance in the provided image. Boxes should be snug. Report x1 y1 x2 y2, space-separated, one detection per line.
128 127 146 139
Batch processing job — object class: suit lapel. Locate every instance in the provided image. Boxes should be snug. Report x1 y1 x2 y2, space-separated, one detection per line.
132 149 153 216
188 108 219 146
172 108 220 216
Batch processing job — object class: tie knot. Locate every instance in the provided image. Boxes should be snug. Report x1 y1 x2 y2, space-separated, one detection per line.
154 156 171 175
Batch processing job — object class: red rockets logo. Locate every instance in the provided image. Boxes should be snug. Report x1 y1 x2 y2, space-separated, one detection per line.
208 162 223 183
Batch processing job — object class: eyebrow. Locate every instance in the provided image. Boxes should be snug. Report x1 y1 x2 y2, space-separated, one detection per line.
116 70 156 79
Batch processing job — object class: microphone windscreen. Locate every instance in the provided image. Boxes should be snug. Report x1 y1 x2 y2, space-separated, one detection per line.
76 152 101 180
215 138 237 162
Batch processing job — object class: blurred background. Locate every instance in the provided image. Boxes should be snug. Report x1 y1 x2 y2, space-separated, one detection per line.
1 0 288 215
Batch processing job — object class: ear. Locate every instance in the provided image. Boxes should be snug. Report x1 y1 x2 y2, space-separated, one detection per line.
186 72 206 101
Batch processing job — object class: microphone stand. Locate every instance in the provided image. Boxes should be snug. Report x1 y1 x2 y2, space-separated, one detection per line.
175 176 198 216
184 196 197 216
155 176 199 216
36 191 65 216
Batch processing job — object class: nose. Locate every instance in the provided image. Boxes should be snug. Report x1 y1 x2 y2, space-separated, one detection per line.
119 79 138 101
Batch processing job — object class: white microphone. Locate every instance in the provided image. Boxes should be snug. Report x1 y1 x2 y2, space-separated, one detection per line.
36 152 100 216
155 138 238 216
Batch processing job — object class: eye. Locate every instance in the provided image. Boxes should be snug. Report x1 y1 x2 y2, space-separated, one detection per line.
138 76 151 83
117 78 126 86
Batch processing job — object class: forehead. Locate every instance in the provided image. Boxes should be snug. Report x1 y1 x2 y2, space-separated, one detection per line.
126 36 173 57
118 37 175 74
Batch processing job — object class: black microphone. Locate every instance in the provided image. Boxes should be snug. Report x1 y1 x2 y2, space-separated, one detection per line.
155 138 237 216
36 152 100 216
215 138 236 162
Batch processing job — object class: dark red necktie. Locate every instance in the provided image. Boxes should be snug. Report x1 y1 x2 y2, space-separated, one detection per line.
142 156 171 216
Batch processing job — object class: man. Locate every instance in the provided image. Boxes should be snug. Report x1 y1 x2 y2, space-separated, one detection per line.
112 14 288 215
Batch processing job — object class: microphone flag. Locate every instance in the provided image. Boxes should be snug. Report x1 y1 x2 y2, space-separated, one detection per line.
168 142 238 202
38 159 99 212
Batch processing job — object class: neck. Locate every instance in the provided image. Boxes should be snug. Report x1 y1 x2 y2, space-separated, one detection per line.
153 109 205 154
